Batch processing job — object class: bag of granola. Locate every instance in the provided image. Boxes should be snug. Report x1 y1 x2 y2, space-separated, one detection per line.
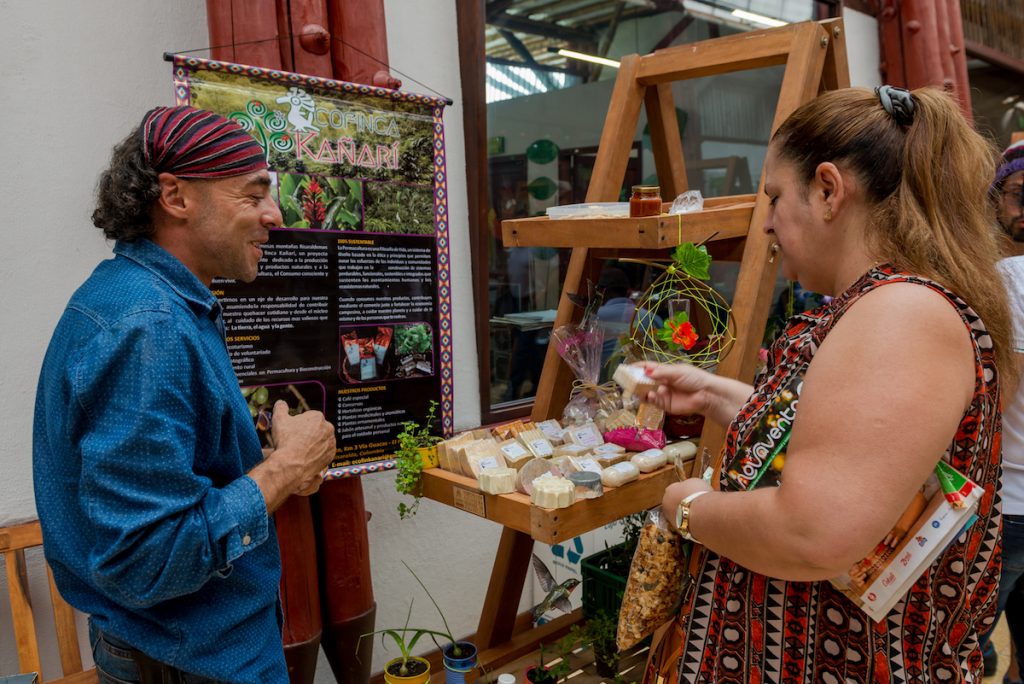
616 507 689 650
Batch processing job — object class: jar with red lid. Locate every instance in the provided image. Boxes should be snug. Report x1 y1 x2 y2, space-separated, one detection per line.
629 185 662 217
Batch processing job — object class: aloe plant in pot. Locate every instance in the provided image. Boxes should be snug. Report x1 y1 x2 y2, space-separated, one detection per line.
357 599 451 684
404 560 478 683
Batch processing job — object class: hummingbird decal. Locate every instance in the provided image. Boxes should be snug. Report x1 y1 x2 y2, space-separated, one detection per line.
531 553 580 624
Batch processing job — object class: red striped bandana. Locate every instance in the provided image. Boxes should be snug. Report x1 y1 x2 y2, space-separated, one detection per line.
140 106 268 179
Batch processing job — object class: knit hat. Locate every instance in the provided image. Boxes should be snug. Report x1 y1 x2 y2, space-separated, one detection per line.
994 140 1024 190
139 106 267 179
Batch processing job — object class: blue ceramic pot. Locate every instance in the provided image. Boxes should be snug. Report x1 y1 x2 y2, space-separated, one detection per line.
442 641 478 683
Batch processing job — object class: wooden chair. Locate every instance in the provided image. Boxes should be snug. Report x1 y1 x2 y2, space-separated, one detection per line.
1 520 97 683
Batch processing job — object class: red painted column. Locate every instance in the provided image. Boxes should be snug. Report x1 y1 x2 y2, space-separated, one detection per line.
944 0 974 122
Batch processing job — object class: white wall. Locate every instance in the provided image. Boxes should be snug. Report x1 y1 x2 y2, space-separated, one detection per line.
0 1 879 681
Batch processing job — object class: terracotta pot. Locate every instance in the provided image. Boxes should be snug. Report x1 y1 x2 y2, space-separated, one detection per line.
383 656 431 684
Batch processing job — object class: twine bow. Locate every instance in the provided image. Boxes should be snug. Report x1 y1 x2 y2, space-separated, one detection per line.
570 380 621 412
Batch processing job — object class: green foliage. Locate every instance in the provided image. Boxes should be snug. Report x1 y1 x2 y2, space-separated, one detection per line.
356 599 451 677
364 183 435 234
568 610 619 676
395 324 433 356
357 560 467 675
395 400 440 519
671 243 711 280
278 173 362 230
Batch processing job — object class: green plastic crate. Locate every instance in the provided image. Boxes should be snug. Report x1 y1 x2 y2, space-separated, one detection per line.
580 543 629 619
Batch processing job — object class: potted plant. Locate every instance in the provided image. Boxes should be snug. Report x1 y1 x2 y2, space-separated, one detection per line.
356 601 449 684
569 610 620 678
394 400 441 519
404 561 478 683
524 638 574 683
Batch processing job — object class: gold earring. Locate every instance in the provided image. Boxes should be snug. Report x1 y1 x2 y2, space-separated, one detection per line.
824 206 832 221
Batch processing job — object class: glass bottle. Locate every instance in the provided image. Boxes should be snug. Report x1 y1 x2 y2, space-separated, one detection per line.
629 185 662 217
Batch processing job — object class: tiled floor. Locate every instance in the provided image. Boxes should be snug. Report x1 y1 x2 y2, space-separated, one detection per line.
988 614 1012 681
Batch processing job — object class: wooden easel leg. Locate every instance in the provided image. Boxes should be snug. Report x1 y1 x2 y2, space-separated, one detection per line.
476 527 535 648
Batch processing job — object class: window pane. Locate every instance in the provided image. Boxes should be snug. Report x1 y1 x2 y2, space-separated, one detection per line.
481 1 835 415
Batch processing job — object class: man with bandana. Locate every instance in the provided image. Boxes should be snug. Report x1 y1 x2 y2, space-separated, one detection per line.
33 107 335 683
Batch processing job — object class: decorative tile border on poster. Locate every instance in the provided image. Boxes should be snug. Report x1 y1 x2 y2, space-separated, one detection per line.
170 55 451 108
324 459 397 479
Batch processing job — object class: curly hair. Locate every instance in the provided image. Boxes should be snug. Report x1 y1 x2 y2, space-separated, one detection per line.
91 125 161 241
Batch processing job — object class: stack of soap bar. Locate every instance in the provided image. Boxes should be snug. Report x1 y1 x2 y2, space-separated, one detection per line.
568 471 603 499
498 439 534 470
601 461 640 487
563 422 604 449
530 474 576 509
517 429 555 458
461 440 507 478
631 448 667 473
601 408 637 431
612 363 657 397
478 467 517 494
438 433 475 472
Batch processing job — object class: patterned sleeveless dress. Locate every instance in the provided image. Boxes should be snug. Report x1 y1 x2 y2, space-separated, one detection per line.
676 266 1002 683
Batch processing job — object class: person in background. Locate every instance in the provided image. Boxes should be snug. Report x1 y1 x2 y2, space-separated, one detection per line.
643 86 1012 682
595 266 661 379
982 139 1024 684
34 106 336 683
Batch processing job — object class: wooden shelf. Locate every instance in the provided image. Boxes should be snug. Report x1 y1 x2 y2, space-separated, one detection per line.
500 195 755 249
420 465 679 545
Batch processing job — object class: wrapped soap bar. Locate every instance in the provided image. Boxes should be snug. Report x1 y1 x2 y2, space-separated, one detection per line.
518 429 555 458
571 456 604 475
537 419 564 445
664 440 699 478
602 408 638 432
550 455 581 476
631 448 667 473
601 461 640 487
516 458 560 495
613 363 657 398
554 443 591 458
568 471 604 499
478 467 517 494
636 402 666 430
563 422 604 449
530 474 576 509
472 428 495 441
498 439 533 469
591 442 627 467
664 440 698 460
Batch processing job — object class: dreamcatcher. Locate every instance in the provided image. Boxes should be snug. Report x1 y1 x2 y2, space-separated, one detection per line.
626 242 736 369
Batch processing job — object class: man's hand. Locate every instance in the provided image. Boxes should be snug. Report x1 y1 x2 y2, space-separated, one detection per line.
249 401 336 512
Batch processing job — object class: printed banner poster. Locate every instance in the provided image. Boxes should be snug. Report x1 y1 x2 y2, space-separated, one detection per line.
172 56 453 476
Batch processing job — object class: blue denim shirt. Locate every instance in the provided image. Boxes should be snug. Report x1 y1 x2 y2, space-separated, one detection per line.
33 239 287 683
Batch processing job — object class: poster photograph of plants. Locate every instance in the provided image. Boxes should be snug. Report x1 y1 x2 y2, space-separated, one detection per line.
363 181 434 234
277 172 362 230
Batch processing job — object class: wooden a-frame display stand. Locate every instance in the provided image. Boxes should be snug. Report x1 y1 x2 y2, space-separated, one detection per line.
420 17 849 678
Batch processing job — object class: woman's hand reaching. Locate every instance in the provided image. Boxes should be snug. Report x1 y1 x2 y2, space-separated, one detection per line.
641 362 754 428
